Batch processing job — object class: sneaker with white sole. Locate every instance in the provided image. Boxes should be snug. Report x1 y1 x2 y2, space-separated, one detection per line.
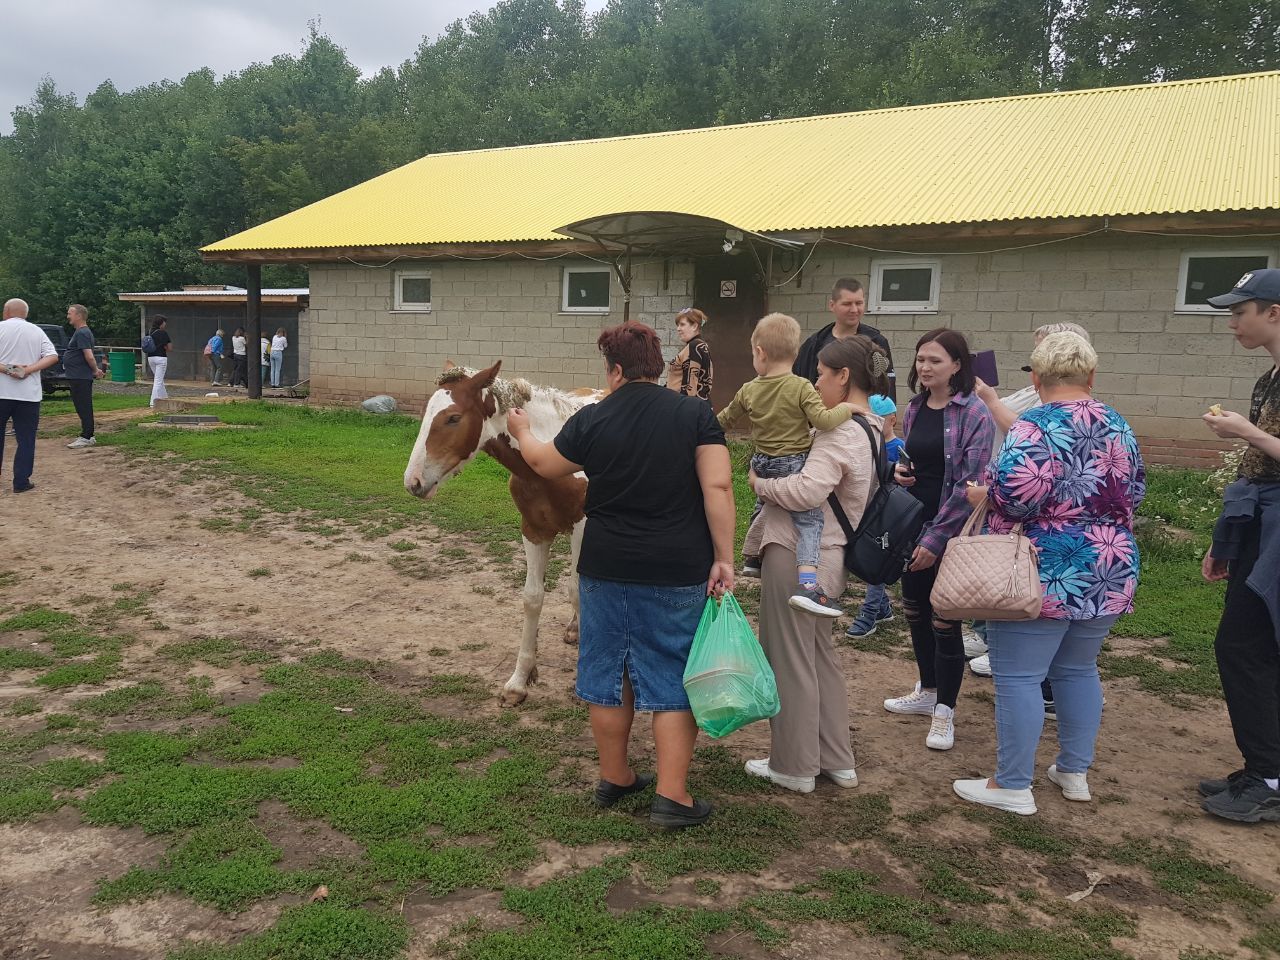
821 768 859 788
968 654 992 677
744 758 815 794
66 436 96 448
1046 764 1091 801
926 704 955 750
884 682 937 715
741 557 761 579
788 588 843 619
963 630 987 658
953 777 1037 815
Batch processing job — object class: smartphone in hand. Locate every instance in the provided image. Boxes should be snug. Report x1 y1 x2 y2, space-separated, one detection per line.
972 350 999 388
896 451 914 477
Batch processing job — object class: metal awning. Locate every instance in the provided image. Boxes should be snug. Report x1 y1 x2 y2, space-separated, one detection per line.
555 210 802 257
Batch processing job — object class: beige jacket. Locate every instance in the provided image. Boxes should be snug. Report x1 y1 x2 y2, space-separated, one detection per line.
748 415 881 592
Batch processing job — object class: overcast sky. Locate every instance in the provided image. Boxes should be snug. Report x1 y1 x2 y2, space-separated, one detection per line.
1 0 608 134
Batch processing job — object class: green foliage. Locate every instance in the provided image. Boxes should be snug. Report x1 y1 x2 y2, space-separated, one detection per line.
169 903 408 960
0 607 78 632
0 757 103 822
34 654 122 689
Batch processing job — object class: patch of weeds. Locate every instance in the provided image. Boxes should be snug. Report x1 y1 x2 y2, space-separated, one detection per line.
296 521 342 537
34 653 122 689
389 540 418 552
0 756 103 822
0 607 78 632
77 682 167 717
0 648 54 671
200 517 233 531
111 589 156 614
439 546 469 561
44 713 81 730
426 673 488 701
459 641 490 651
387 555 438 580
1180 950 1232 960
1109 838 1272 910
965 807 1077 861
96 821 315 911
692 878 721 896
169 903 408 960
344 551 373 563
45 629 131 658
426 647 449 658
247 567 272 578
635 801 804 884
0 570 18 587
6 696 41 717
159 636 245 668
470 586 495 597
1242 921 1280 956
827 792 894 843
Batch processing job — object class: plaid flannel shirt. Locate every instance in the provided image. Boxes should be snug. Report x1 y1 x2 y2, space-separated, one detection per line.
900 390 995 558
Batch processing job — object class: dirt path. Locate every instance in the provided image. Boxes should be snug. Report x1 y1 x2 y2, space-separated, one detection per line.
0 434 1274 959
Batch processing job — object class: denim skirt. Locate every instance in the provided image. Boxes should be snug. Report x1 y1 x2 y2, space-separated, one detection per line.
576 575 706 712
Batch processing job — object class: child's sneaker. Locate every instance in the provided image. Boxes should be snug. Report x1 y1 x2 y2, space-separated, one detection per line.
741 557 762 578
788 587 842 619
845 597 891 638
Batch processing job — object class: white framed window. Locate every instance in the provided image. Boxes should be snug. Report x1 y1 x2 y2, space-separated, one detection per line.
1176 250 1273 313
561 265 611 313
869 259 941 313
393 269 432 312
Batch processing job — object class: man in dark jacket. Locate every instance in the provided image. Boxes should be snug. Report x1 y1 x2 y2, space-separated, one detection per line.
793 278 896 401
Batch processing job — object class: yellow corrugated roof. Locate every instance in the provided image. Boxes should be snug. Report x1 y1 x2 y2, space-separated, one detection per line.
204 70 1280 253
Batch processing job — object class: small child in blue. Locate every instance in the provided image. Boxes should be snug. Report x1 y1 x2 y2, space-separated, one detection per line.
847 394 903 639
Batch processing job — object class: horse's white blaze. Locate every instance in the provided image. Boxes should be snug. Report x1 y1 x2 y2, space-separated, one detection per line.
403 387 459 497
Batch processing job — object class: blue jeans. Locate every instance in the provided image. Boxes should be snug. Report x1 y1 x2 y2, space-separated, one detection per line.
750 451 823 567
0 398 40 490
270 350 284 387
864 583 888 609
987 615 1118 789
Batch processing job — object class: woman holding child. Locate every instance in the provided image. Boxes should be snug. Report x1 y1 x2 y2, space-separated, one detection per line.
886 328 994 752
743 333 889 793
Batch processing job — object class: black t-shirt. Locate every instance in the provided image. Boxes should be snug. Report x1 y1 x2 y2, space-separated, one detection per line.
554 381 726 585
906 402 946 523
150 329 172 356
63 326 95 379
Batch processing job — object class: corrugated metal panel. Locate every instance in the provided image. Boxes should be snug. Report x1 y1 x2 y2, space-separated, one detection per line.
204 71 1280 253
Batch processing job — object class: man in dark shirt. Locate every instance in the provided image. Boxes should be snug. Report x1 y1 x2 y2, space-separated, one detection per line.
793 278 896 401
64 304 105 448
1199 268 1280 824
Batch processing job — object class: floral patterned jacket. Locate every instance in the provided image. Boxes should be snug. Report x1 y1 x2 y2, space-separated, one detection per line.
985 399 1146 620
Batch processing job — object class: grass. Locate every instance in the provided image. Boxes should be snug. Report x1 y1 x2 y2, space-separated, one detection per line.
40 393 153 417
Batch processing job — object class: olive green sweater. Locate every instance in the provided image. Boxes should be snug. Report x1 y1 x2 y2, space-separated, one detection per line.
716 373 852 456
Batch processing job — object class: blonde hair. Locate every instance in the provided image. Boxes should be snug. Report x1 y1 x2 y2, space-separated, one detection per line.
751 312 801 363
1034 321 1091 343
1030 331 1097 386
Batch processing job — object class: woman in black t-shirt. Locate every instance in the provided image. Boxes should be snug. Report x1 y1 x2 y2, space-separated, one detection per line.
509 321 734 829
885 329 993 754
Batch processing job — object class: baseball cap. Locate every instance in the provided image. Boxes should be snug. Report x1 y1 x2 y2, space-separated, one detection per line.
1206 268 1280 308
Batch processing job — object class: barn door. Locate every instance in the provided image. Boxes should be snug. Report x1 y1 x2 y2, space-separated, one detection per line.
692 255 767 412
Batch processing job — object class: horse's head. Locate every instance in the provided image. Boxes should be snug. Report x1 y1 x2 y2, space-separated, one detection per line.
404 360 502 499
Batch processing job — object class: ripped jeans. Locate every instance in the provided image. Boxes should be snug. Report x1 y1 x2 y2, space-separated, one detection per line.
900 561 964 709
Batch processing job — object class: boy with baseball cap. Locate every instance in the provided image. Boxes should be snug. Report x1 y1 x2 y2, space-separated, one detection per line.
1199 267 1280 823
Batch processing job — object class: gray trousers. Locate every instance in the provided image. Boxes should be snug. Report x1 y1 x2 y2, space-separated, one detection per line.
758 543 856 777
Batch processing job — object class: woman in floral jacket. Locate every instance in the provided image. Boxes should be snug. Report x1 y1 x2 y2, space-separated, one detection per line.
953 332 1145 816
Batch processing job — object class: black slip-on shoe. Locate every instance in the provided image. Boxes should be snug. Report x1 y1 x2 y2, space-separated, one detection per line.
1201 773 1280 823
594 772 654 808
1198 769 1246 798
13 481 35 493
649 794 713 828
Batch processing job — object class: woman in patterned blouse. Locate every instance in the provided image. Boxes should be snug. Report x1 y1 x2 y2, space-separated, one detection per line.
666 308 714 401
953 332 1145 817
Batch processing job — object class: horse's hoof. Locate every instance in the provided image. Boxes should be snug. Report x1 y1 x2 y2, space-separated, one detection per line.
500 687 528 707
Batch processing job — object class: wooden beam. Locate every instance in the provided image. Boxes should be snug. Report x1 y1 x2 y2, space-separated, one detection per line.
246 265 262 400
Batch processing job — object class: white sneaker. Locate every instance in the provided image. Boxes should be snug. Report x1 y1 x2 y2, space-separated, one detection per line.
67 436 96 448
969 654 992 677
963 630 988 658
1046 764 1091 801
744 758 815 794
884 682 937 715
953 777 1037 815
821 768 859 788
926 705 955 750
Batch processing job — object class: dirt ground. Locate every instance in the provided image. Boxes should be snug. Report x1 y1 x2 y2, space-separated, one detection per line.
0 424 1276 959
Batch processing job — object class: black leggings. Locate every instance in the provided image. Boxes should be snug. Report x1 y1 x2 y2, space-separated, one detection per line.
231 355 248 387
900 562 965 708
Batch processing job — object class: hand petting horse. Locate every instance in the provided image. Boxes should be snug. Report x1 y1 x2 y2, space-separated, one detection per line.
403 361 603 705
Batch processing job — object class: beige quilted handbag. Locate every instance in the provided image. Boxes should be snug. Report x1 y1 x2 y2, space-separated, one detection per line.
929 500 1044 621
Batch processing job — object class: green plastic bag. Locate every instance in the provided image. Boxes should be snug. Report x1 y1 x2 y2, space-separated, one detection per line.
683 593 780 738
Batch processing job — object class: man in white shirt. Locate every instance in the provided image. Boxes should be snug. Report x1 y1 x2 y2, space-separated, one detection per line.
0 298 60 492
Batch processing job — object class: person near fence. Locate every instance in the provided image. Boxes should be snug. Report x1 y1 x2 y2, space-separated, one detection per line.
1198 268 1280 824
64 304 105 448
885 328 993 752
507 320 735 829
206 328 225 385
0 298 59 492
745 334 887 792
146 316 171 408
952 332 1145 816
270 328 288 388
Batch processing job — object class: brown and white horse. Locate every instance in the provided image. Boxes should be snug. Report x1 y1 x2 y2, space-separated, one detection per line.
403 361 602 705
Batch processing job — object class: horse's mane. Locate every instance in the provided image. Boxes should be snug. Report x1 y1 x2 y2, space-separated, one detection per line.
436 367 586 421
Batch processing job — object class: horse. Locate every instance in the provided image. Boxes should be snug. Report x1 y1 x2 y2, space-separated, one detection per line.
403 361 603 705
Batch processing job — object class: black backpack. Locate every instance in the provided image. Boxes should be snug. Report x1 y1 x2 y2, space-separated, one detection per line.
827 415 926 586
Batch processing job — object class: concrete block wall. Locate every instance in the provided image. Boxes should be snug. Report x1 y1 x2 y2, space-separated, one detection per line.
769 234 1275 467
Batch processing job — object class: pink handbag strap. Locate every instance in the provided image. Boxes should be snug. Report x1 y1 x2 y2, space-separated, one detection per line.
958 499 1024 539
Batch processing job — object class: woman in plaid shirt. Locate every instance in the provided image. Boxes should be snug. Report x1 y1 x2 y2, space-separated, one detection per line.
883 329 994 753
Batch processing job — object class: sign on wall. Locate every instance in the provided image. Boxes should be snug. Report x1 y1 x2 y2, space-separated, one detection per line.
720 280 737 298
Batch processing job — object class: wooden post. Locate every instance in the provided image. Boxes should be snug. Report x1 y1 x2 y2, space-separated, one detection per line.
246 265 262 399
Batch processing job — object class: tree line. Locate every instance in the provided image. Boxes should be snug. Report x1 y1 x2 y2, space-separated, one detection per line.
1 0 1274 341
